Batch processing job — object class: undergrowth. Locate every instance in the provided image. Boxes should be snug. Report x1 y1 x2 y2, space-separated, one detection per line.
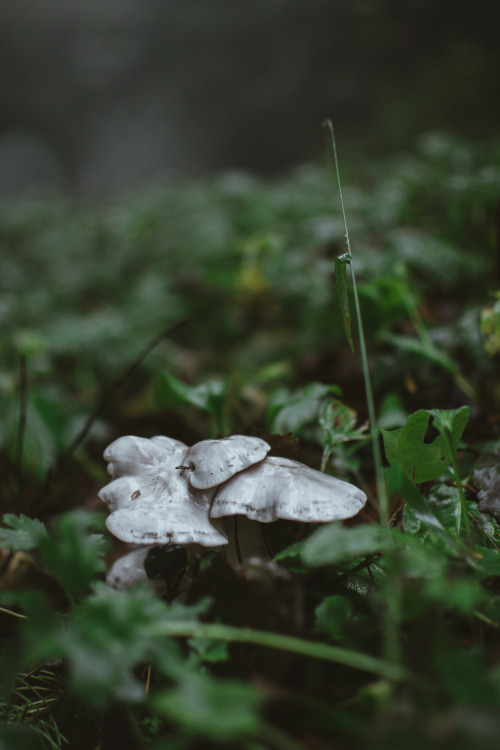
1 132 500 749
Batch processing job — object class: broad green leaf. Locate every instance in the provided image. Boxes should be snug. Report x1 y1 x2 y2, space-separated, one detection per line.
385 466 449 538
427 406 470 446
334 255 354 352
0 514 48 551
302 523 397 567
382 407 469 483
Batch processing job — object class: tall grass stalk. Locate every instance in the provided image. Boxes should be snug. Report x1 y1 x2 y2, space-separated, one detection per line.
323 121 389 524
324 121 400 672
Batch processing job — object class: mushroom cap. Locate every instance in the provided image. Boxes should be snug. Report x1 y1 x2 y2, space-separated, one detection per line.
103 435 187 479
184 435 271 490
99 435 227 547
210 456 367 523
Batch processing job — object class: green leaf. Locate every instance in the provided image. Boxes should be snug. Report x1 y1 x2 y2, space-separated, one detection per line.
302 523 398 567
381 332 458 374
334 255 354 352
315 595 354 642
480 292 500 356
153 673 264 740
156 373 227 432
385 466 450 538
158 373 226 413
320 399 369 446
267 382 341 435
427 406 470 446
382 407 469 483
0 514 48 551
38 511 107 597
64 583 181 705
187 637 229 664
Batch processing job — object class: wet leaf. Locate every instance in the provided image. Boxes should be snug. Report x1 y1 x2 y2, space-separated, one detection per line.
334 254 354 352
302 523 398 567
382 407 469 483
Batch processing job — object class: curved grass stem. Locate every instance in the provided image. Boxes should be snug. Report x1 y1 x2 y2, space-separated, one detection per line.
152 620 407 682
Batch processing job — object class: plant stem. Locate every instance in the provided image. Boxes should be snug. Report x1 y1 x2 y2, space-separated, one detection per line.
324 120 388 525
152 620 406 682
444 430 472 541
324 120 400 674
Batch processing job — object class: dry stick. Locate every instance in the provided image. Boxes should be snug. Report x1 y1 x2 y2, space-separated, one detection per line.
14 353 28 484
37 317 192 506
59 316 193 464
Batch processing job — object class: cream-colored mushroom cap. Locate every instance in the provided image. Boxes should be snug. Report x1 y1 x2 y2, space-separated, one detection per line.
99 435 227 547
210 456 367 523
184 435 271 490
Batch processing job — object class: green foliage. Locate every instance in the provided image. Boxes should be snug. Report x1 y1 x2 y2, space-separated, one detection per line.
382 406 469 483
156 374 228 435
0 514 48 551
302 522 398 567
334 254 354 352
38 512 107 599
153 673 264 741
267 382 341 436
481 292 500 356
1 135 500 748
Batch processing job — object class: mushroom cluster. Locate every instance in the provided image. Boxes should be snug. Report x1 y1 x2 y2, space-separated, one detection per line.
99 434 367 588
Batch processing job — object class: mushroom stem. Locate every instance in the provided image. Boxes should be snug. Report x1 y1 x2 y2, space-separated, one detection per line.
223 516 271 566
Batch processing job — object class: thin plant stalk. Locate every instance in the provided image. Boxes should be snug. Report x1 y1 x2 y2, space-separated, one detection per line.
151 620 407 683
324 120 400 672
443 430 472 540
323 121 388 525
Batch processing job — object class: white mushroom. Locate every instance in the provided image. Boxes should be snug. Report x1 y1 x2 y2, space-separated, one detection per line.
183 435 271 489
105 546 164 592
99 433 367 581
211 456 367 523
99 435 227 547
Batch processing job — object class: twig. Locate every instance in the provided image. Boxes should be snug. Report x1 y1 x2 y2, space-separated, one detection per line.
14 353 28 482
59 316 192 463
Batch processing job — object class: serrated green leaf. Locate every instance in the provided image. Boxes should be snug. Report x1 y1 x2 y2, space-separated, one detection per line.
38 511 107 597
63 582 183 705
0 514 48 551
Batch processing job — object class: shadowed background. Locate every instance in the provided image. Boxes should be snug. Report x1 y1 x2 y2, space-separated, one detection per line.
0 0 499 196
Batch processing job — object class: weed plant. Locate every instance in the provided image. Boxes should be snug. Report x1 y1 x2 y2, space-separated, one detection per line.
1 133 500 749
